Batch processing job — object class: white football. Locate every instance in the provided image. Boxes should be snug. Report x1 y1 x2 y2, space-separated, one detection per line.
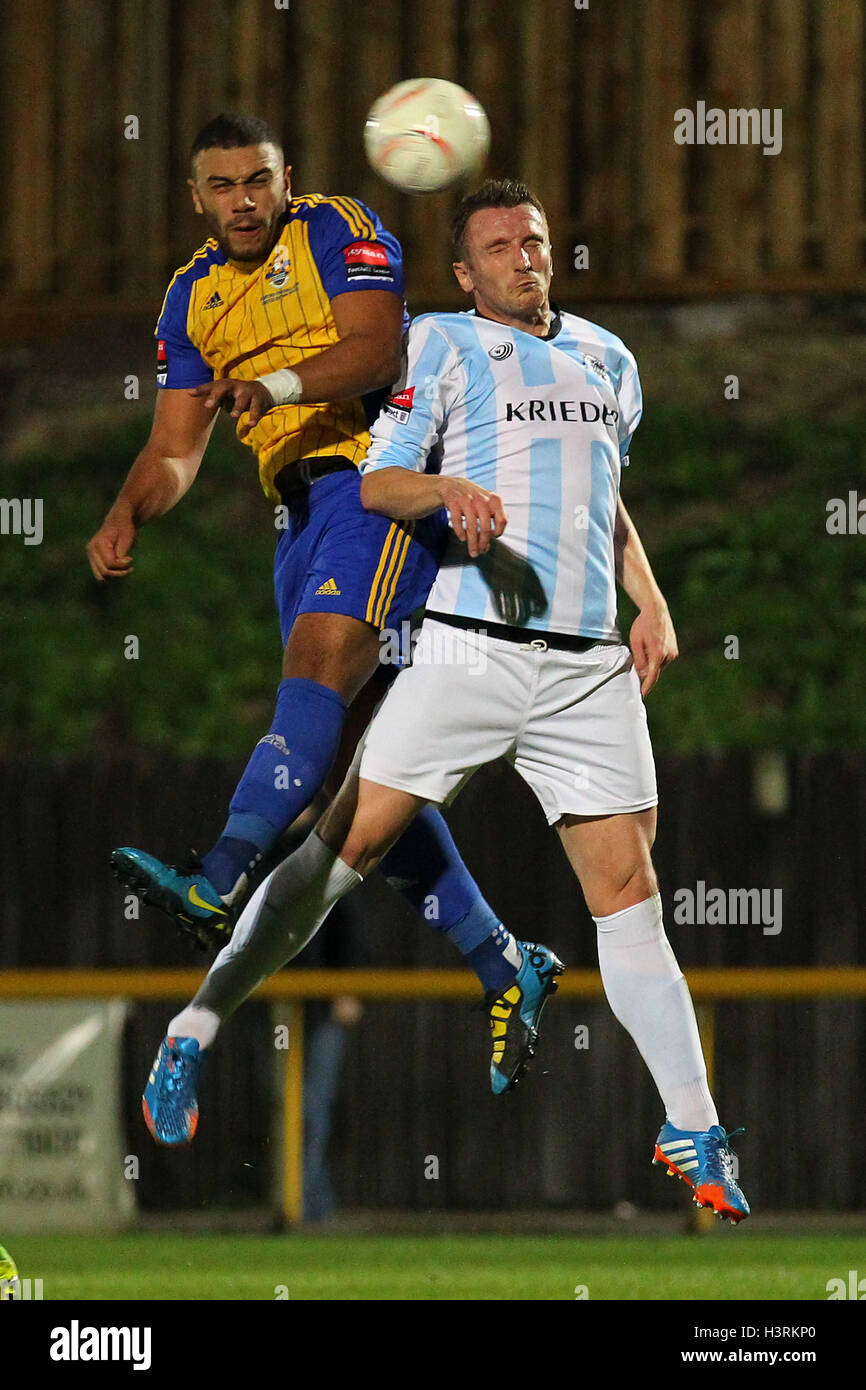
364 78 491 194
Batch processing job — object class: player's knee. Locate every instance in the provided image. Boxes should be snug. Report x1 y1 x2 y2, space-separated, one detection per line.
589 859 658 918
339 788 417 877
339 825 386 877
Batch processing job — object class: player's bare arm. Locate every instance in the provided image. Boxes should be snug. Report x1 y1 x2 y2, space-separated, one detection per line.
86 389 217 581
191 290 404 425
361 466 507 558
614 497 678 696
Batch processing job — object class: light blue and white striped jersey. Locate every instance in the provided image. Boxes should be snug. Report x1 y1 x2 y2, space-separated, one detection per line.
361 307 642 639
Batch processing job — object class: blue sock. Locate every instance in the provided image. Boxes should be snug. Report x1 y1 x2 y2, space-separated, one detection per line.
463 929 524 993
379 805 522 991
202 677 347 896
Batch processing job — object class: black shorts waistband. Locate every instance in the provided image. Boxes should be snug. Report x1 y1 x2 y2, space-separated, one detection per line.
274 457 358 506
424 610 601 652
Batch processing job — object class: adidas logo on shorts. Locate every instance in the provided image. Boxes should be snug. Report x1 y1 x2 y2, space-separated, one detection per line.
315 578 341 595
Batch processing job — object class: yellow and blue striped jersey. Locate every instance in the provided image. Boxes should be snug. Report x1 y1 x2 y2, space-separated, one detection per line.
155 195 405 501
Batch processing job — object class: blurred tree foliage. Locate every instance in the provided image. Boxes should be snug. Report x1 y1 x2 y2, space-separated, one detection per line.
1 406 864 756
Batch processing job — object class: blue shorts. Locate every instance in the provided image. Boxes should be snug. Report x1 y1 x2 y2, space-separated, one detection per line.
273 468 446 647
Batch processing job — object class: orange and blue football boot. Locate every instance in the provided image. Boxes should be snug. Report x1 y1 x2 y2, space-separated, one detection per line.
654 1122 750 1222
142 1036 204 1146
111 847 234 949
486 941 565 1095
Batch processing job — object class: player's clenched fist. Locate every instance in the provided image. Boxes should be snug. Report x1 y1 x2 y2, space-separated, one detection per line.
190 378 275 424
629 599 679 697
86 514 137 581
438 477 507 558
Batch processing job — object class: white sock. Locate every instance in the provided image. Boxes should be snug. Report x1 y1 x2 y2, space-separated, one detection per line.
186 832 362 1028
166 1004 221 1050
594 893 719 1132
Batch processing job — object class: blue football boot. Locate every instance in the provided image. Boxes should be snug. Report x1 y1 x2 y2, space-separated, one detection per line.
111 847 234 949
142 1036 204 1146
486 942 565 1095
654 1122 750 1222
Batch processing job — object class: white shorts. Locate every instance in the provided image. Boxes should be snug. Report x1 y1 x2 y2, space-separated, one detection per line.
359 618 658 824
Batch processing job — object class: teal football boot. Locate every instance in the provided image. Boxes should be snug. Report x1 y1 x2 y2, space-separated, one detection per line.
486 942 565 1095
142 1036 205 1146
654 1122 750 1222
111 847 234 949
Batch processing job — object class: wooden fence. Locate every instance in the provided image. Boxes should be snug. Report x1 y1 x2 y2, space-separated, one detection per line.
1 0 863 317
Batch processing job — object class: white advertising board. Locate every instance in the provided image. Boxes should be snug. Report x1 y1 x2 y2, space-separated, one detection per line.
0 1000 134 1232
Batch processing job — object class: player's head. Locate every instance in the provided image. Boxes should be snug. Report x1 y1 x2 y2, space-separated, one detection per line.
451 180 552 325
189 113 291 263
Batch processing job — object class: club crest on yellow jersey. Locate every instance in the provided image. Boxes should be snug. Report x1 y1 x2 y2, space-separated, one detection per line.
263 245 294 304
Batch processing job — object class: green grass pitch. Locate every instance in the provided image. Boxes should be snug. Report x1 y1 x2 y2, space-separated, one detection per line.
6 1231 860 1301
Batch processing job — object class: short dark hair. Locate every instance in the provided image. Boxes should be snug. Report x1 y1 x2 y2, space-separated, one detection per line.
191 113 282 167
451 179 547 262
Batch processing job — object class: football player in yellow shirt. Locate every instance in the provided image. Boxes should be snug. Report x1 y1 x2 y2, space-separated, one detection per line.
88 115 563 1118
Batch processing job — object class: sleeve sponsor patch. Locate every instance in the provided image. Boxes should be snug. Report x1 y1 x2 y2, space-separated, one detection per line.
343 240 395 282
156 339 168 386
383 385 414 424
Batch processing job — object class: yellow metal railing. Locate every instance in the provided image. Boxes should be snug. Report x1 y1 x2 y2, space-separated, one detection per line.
3 967 866 1000
2 968 865 1225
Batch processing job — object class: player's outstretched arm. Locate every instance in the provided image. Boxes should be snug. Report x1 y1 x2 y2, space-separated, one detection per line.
86 389 217 581
361 468 506 558
615 497 678 696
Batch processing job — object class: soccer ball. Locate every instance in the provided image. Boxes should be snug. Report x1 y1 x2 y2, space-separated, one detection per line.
0 1244 20 1300
364 78 490 194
